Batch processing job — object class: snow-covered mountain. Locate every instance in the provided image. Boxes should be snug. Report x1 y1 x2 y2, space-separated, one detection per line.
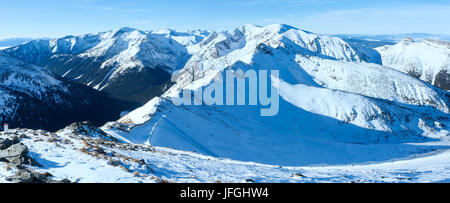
0 53 135 131
102 24 450 166
151 28 211 48
2 28 210 103
376 38 450 90
337 38 393 64
1 24 450 182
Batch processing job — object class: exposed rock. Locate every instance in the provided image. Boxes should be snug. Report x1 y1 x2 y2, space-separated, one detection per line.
0 143 32 165
66 121 120 142
435 68 450 90
0 137 40 167
6 170 46 183
292 173 307 178
6 169 70 183
18 134 30 139
0 137 20 150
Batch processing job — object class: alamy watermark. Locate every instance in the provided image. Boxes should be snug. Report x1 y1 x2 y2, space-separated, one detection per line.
171 64 280 117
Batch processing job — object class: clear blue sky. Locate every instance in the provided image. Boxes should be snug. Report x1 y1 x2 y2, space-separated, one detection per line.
1 0 450 39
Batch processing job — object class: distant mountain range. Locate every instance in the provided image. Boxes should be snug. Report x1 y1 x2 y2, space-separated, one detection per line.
2 29 210 104
333 33 450 43
0 52 136 131
0 38 36 48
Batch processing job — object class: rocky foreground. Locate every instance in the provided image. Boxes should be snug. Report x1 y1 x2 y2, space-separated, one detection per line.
1 122 450 183
0 133 68 183
0 123 164 183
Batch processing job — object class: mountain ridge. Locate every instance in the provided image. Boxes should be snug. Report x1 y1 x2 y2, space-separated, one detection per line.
2 28 210 104
101 24 450 165
0 52 137 131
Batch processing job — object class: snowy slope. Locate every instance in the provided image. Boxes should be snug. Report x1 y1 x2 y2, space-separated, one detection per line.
376 38 450 90
1 126 450 183
0 52 66 121
0 53 64 95
337 38 393 64
103 24 450 166
2 28 208 103
297 57 449 112
186 24 360 63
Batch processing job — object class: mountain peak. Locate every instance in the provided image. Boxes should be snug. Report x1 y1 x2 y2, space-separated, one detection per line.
153 28 176 35
400 36 415 43
117 27 138 32
266 24 298 33
111 27 142 37
238 24 299 34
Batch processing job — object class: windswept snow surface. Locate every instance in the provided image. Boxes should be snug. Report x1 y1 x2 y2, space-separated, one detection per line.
104 24 450 166
1 128 450 183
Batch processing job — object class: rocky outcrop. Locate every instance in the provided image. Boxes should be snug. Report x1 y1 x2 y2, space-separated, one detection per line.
6 169 70 183
1 134 69 183
0 137 32 165
435 68 450 90
65 121 121 142
0 137 20 150
0 143 31 165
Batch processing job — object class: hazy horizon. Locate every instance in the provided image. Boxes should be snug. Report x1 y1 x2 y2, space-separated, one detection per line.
1 25 450 41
